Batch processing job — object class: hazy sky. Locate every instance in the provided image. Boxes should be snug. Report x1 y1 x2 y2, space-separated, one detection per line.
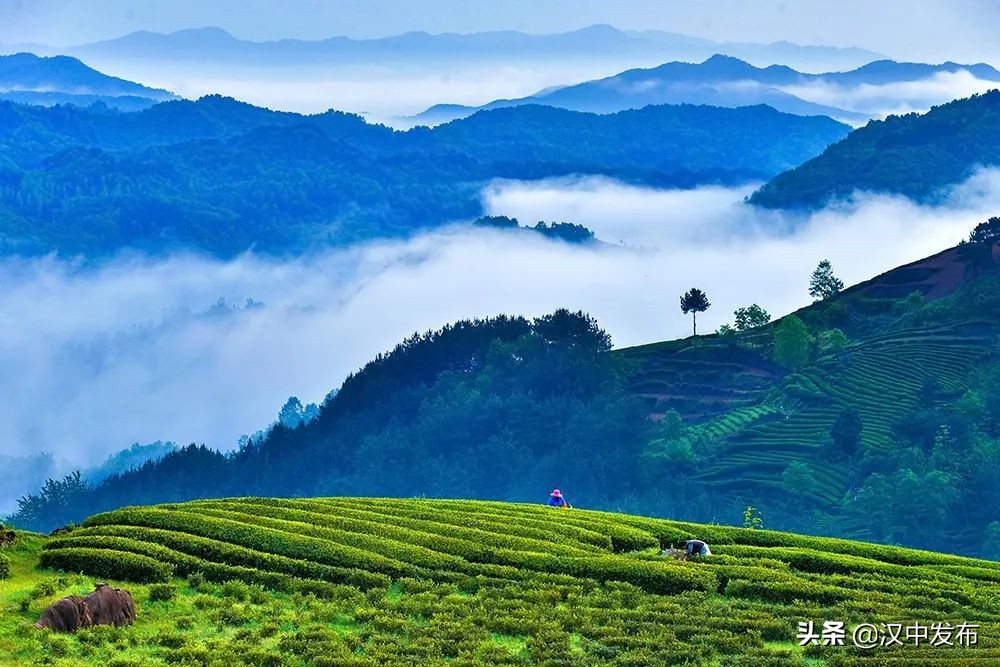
0 0 997 63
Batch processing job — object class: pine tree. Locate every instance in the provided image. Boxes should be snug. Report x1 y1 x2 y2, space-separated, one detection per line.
809 260 844 301
679 288 711 335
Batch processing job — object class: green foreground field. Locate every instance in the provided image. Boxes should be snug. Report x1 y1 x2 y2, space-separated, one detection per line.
3 498 1000 666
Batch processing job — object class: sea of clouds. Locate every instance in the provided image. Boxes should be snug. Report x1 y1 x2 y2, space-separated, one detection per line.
1 169 999 511
778 69 1000 120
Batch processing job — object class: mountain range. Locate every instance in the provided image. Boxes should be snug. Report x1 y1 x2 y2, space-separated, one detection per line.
0 52 176 110
410 55 1000 125
0 97 848 256
1 25 884 72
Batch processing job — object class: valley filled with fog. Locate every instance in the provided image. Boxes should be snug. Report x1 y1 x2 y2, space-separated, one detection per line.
2 170 998 512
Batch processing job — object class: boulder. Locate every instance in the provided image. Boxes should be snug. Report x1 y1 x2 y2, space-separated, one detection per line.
83 583 137 627
34 596 90 632
36 583 136 633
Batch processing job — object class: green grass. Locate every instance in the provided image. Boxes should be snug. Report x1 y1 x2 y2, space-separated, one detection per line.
3 498 1000 665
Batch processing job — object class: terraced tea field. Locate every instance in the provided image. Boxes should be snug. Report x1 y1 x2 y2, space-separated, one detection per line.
6 497 1000 665
620 337 783 421
698 322 992 505
623 318 994 510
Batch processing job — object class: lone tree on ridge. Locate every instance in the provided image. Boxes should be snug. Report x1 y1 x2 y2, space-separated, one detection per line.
680 288 711 336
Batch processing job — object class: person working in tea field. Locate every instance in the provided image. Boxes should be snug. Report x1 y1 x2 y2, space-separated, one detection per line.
681 539 711 559
546 489 571 508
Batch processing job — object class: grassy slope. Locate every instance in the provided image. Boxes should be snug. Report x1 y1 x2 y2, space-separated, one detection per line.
616 246 994 523
3 498 1000 665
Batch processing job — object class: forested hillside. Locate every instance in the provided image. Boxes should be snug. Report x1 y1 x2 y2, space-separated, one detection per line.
0 97 848 256
10 310 648 529
0 52 176 110
750 90 1000 208
621 234 1000 554
11 222 1000 559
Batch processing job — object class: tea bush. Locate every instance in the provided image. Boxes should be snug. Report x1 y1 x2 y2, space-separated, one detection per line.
147 583 176 602
25 497 1000 665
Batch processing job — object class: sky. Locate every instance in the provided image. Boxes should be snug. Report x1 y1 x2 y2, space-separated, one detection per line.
0 0 998 64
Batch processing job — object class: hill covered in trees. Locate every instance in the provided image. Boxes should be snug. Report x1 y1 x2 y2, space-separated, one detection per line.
11 223 1000 560
4 498 998 664
0 97 848 256
0 52 176 110
749 90 1000 208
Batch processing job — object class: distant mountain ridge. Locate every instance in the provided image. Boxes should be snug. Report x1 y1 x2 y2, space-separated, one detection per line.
1 24 883 72
0 52 177 110
410 54 1000 125
749 89 1000 209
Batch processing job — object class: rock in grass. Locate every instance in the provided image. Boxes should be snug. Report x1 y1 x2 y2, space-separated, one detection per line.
34 595 90 632
35 583 136 632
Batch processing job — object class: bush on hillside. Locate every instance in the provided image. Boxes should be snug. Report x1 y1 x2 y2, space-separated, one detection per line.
147 584 176 602
772 316 812 369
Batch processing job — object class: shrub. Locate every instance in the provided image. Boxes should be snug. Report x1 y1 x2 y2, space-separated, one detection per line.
155 631 187 648
246 583 270 604
772 315 812 368
893 290 925 314
213 605 252 626
76 625 120 646
39 547 172 583
817 327 848 355
83 507 416 578
108 659 148 667
724 578 843 605
558 556 718 594
46 534 201 573
221 580 251 601
187 571 206 590
148 584 176 602
30 580 58 599
0 553 9 580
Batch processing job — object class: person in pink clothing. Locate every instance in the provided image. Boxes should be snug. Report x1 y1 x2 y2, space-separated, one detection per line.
546 489 571 508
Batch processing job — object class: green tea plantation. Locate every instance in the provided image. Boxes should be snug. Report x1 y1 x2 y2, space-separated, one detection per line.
3 497 1000 665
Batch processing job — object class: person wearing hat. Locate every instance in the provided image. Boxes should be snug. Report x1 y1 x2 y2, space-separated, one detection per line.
680 539 711 559
546 489 571 508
